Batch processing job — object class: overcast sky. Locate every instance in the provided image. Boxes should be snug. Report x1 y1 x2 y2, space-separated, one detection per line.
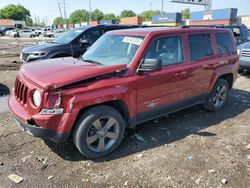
0 0 249 24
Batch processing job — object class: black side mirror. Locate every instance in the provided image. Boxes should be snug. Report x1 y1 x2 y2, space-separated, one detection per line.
79 39 89 47
138 59 162 73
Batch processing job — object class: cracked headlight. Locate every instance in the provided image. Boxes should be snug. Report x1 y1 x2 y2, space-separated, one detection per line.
32 90 41 107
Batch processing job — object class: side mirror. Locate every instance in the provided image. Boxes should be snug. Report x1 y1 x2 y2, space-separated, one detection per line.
79 39 89 47
138 59 162 73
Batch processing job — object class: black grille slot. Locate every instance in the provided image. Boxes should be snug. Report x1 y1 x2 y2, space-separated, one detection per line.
14 77 29 106
241 50 250 57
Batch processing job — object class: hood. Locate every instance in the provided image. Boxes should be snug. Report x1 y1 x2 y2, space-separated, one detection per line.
22 42 65 53
238 41 250 49
20 57 127 90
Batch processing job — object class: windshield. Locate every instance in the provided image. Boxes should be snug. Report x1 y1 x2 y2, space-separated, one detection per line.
81 34 144 66
52 27 90 44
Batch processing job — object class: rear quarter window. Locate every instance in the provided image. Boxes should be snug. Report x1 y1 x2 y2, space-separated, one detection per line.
215 33 234 54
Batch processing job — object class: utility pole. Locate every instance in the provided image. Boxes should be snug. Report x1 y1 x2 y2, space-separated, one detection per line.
150 2 152 10
58 3 63 18
161 0 164 14
88 0 92 23
62 0 67 20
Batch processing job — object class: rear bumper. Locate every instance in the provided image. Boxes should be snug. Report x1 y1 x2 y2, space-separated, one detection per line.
12 115 69 143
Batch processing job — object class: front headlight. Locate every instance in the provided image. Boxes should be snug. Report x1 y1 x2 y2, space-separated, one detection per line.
33 90 41 107
29 51 49 59
237 49 241 56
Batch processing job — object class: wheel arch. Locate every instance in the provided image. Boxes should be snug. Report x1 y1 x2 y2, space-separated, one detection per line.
70 99 132 137
218 73 234 89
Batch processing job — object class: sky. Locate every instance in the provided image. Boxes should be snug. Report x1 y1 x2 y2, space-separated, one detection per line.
0 0 249 24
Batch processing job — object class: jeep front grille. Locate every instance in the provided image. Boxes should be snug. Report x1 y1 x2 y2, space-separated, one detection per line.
14 77 29 106
241 49 250 57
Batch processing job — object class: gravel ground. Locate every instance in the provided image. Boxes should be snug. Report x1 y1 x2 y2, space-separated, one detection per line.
0 38 250 188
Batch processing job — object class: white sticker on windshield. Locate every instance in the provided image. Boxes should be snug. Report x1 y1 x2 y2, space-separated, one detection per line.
122 37 143 45
75 30 83 33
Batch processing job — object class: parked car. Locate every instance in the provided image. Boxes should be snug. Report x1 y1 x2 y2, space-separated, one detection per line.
20 24 139 63
6 29 16 36
33 28 43 36
19 29 36 38
43 30 62 38
238 41 250 72
9 27 239 158
190 24 250 45
8 29 19 38
0 27 15 36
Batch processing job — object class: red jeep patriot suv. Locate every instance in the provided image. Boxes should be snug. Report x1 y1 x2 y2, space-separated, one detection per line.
9 27 239 158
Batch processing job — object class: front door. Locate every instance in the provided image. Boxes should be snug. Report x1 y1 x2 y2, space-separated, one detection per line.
136 35 192 121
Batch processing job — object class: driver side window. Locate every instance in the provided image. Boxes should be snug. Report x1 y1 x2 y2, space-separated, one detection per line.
145 36 183 67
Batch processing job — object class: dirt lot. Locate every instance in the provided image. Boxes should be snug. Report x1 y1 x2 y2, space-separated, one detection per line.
0 37 250 188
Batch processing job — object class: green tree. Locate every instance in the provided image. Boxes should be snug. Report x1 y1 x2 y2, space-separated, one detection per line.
181 8 190 19
0 4 30 20
25 16 33 26
68 9 88 24
140 10 161 21
53 17 65 25
0 4 33 26
91 9 104 21
120 10 136 18
103 13 116 20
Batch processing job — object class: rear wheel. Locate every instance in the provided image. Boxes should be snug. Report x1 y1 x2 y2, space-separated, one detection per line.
0 32 3 36
203 79 229 112
73 105 125 158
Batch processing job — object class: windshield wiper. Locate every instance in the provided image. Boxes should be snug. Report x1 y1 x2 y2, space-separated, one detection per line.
82 59 102 65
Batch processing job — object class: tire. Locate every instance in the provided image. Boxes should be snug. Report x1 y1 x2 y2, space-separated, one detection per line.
73 105 126 158
203 78 229 112
0 32 3 37
14 34 18 38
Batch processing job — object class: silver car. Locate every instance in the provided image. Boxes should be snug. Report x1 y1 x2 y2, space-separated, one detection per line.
18 30 35 38
238 41 250 72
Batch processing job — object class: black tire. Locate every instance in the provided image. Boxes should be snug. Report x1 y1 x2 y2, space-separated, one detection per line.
14 34 18 38
0 32 3 37
203 78 229 112
73 105 126 158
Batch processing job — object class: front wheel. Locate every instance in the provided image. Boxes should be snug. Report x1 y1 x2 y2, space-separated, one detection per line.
203 79 229 112
73 105 125 158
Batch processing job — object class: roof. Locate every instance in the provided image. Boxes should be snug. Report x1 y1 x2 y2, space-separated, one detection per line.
108 27 230 36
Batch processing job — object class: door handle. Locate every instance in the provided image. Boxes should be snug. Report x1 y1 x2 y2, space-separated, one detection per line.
203 64 214 69
174 71 187 76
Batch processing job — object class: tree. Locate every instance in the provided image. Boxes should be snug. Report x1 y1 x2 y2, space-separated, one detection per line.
181 8 190 19
25 16 33 26
68 9 88 24
120 10 136 18
91 9 104 21
140 10 161 21
53 17 65 26
103 13 116 20
0 4 30 20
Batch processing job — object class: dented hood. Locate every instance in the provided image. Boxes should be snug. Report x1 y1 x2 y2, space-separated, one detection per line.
20 57 127 90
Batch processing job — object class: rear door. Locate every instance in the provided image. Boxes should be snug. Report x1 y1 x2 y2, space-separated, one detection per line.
184 32 217 96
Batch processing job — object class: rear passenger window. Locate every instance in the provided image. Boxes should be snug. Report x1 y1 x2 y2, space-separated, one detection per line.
188 34 213 61
145 36 183 67
215 33 234 54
